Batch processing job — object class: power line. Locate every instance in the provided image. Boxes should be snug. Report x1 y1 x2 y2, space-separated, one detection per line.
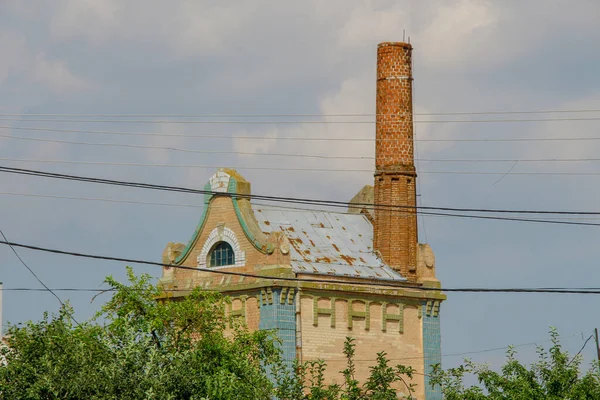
8 157 600 176
5 191 600 227
2 237 600 294
4 117 600 124
2 108 600 117
567 334 594 367
5 165 600 227
7 153 600 178
6 124 600 143
0 157 377 172
416 137 600 142
2 284 593 363
3 165 600 217
0 158 375 171
1 125 377 141
0 132 371 160
6 157 600 176
419 157 600 163
9 155 600 177
312 332 587 363
0 229 80 326
0 287 115 292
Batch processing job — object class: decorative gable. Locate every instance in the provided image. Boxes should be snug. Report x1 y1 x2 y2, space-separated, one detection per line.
209 170 232 193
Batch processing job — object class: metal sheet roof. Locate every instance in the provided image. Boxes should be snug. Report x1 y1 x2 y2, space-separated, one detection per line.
254 208 405 281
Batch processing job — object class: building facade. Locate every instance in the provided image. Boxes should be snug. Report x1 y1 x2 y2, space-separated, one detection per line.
159 42 444 400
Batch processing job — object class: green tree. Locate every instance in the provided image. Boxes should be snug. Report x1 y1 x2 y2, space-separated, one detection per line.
0 267 278 399
0 268 419 399
274 337 415 400
429 327 600 400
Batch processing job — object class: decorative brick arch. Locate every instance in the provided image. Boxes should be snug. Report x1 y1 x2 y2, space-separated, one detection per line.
197 226 246 269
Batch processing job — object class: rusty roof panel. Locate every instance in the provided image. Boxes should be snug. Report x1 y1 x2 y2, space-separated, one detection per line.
255 208 405 281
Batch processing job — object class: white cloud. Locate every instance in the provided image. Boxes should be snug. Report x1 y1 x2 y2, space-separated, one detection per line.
0 29 30 85
50 0 121 45
49 0 256 57
338 1 410 48
419 0 496 67
0 25 91 95
31 53 91 93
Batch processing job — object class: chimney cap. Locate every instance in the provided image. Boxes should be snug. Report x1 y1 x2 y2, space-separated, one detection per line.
377 42 412 50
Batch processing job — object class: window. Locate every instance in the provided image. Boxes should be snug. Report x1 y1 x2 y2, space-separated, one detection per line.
209 241 235 267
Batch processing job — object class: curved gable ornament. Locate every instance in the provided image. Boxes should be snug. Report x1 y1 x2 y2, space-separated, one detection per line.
197 226 246 269
209 170 231 193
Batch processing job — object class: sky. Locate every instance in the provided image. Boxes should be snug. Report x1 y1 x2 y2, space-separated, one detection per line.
2 0 600 377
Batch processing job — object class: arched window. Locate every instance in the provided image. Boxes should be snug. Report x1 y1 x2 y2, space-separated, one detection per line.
209 241 235 267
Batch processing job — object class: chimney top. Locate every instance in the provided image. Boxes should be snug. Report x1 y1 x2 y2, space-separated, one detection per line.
377 42 412 50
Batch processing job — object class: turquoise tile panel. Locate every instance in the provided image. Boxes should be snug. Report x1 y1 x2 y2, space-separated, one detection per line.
423 303 442 400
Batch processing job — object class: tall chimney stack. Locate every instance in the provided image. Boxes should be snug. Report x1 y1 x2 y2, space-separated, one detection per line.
373 42 418 282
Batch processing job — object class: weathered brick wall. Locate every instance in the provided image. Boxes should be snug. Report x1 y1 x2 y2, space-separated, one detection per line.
374 42 418 282
299 293 425 399
245 295 260 331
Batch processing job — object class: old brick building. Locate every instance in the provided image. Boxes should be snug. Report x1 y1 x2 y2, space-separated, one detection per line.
159 42 444 400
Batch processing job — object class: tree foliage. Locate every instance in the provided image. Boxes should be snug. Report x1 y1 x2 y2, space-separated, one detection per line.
0 267 278 399
429 327 600 400
0 268 417 399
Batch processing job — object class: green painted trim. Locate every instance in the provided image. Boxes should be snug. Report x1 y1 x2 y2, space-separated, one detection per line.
298 283 447 301
381 301 404 333
347 300 371 331
229 178 266 252
279 287 295 305
159 280 447 302
173 173 268 266
313 297 336 328
174 182 213 265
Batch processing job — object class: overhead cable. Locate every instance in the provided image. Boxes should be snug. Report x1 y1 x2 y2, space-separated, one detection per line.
3 237 600 294
0 132 371 160
6 125 600 143
3 165 600 217
5 191 600 223
0 229 80 326
3 107 600 117
7 158 600 174
3 117 600 124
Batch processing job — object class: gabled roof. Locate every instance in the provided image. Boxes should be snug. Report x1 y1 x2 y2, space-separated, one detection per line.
169 169 405 282
254 208 405 282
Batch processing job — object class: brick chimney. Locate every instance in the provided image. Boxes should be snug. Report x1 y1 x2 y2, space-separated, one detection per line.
373 42 418 282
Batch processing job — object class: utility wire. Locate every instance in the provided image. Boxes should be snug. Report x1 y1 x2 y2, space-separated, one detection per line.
3 237 600 294
0 132 371 160
0 125 375 141
4 117 600 124
7 124 600 143
0 229 80 326
2 108 600 117
412 60 429 244
3 165 600 217
7 156 600 177
5 192 600 226
418 158 600 163
567 334 594 367
3 286 600 294
6 157 600 171
314 332 586 363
